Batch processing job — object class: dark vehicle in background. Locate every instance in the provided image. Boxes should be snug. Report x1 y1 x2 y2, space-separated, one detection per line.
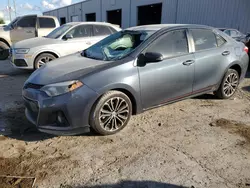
22 24 249 136
219 28 248 43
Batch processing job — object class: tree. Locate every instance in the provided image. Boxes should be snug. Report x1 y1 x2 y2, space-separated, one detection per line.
0 18 5 24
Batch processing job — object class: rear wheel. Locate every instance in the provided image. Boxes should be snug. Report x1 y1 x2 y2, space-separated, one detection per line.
214 69 239 99
90 91 132 135
0 41 9 60
34 53 56 70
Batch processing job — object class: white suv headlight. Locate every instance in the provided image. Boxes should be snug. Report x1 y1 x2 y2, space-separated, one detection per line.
41 80 83 97
15 48 30 54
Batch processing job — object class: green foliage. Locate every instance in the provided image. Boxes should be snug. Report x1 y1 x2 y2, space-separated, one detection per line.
0 18 5 24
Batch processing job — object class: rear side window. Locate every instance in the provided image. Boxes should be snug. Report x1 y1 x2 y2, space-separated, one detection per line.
39 18 56 28
17 16 36 28
146 30 188 58
67 25 92 38
109 26 118 33
216 35 226 47
191 29 217 51
93 25 112 36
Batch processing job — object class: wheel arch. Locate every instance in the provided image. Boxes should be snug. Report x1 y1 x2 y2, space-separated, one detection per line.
0 38 10 47
94 84 142 115
33 51 60 67
229 64 242 78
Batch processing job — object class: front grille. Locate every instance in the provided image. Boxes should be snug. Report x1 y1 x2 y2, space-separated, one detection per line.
14 59 28 67
24 83 44 90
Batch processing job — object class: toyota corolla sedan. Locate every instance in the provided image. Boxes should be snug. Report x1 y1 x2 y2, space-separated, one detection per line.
22 24 249 136
11 22 120 70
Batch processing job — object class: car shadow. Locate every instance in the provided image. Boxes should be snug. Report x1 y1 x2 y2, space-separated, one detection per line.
245 71 250 78
0 104 54 142
242 86 250 93
60 180 190 188
193 93 219 100
0 59 33 77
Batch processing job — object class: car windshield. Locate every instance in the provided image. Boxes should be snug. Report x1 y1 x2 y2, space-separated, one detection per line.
6 17 19 29
46 24 72 39
82 30 154 61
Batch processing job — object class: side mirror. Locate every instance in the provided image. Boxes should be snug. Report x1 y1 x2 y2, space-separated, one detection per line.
137 52 164 67
64 34 73 40
144 52 164 63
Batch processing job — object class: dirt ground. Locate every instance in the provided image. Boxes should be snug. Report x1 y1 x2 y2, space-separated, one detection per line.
1 59 250 188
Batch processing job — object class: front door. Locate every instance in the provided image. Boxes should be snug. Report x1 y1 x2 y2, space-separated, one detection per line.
138 29 195 109
62 24 94 55
190 29 229 92
10 16 37 43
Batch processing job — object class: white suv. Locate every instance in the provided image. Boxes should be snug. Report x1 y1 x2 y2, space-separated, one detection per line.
11 22 121 69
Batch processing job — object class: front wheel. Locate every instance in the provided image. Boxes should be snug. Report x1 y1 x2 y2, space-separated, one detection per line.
214 69 239 99
90 91 132 135
34 53 56 70
0 41 9 60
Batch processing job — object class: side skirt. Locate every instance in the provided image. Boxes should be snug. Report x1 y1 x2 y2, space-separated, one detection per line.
143 85 218 111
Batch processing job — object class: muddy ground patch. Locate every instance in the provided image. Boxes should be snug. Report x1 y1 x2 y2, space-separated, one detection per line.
211 118 250 144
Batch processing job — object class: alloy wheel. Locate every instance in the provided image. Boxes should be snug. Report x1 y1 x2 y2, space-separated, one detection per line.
37 56 54 68
223 72 238 97
99 97 130 132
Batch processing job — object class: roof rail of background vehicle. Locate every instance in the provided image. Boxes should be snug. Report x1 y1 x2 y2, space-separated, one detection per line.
126 24 214 31
64 21 121 27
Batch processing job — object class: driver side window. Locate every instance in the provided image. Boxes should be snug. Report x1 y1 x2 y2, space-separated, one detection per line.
16 16 36 28
146 30 189 58
66 25 92 38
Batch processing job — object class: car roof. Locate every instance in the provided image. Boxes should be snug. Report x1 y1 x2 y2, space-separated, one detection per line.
64 22 120 27
218 28 239 31
126 24 213 31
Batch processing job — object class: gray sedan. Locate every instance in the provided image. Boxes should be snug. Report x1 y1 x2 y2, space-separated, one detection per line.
23 24 249 136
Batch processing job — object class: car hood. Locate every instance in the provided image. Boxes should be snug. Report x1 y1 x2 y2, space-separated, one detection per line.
26 53 109 85
14 37 59 48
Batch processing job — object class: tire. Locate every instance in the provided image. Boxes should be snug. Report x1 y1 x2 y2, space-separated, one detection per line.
214 69 239 99
34 53 56 70
0 41 9 60
90 91 132 135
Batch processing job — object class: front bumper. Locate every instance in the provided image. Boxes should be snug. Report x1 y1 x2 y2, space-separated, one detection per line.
23 84 99 135
10 50 34 69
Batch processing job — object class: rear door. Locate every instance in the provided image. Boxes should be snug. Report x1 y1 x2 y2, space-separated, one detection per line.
10 15 37 43
37 17 57 37
138 29 195 109
190 29 228 92
61 24 93 55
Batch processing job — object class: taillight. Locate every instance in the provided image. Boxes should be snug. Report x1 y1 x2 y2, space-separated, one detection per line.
244 46 249 53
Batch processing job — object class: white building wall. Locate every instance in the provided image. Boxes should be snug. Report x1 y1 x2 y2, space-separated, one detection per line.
101 0 130 28
81 0 102 21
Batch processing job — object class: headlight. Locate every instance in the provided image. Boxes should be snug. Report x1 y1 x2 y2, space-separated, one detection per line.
15 48 30 54
41 80 83 97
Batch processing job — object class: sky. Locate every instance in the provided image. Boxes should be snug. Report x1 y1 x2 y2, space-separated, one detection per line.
0 0 81 22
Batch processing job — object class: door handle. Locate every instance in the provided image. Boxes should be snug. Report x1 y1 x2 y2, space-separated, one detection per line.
183 60 195 66
26 31 33 33
86 42 92 45
222 51 230 56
